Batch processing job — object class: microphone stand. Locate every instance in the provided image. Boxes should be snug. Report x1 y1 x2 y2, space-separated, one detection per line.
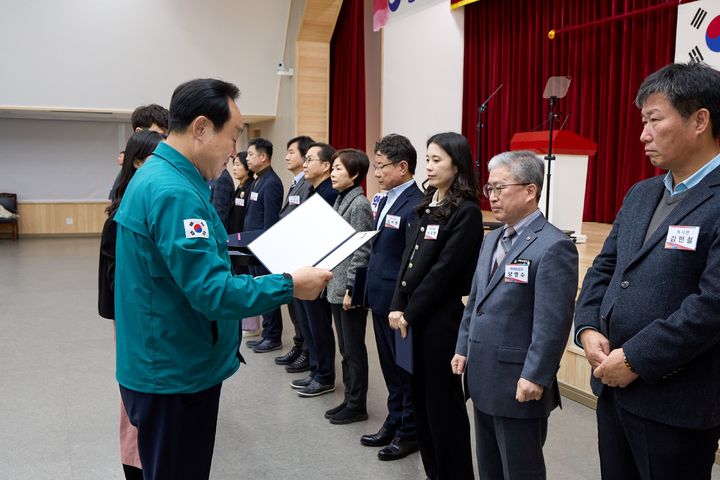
544 96 558 216
476 84 503 169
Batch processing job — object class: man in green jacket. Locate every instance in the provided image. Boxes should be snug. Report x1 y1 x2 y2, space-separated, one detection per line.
114 78 331 480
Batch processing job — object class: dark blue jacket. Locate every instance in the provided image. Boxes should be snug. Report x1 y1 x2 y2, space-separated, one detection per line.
243 167 283 232
576 167 720 429
310 177 338 206
366 182 423 317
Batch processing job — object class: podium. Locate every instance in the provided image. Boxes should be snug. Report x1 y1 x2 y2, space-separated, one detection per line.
509 131 597 243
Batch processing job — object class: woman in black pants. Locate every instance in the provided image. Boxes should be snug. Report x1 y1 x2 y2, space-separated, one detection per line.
324 149 374 424
389 132 484 480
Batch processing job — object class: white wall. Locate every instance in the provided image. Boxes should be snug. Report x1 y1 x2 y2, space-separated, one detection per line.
0 1 294 201
381 2 464 185
0 0 291 116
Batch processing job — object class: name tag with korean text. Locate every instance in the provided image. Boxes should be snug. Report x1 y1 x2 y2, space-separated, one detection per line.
664 225 699 251
424 224 439 240
250 191 259 201
289 195 300 205
385 214 401 230
504 264 529 284
235 198 244 207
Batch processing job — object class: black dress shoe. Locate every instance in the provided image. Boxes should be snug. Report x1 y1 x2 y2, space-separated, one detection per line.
360 426 395 447
245 338 263 348
297 380 335 398
253 339 282 353
274 345 302 365
324 402 347 419
377 436 419 461
329 407 368 425
290 375 313 390
285 351 310 373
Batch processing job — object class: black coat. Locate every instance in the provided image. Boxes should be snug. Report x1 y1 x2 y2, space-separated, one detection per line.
98 212 116 319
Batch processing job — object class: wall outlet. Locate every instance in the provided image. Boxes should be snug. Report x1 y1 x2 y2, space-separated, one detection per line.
65 217 74 225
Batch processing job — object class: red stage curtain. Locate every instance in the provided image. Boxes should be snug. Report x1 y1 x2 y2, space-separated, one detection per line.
330 0 366 152
462 0 676 222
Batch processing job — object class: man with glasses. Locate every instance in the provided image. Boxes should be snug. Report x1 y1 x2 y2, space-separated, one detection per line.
244 137 285 353
452 150 578 479
290 142 340 397
360 134 423 461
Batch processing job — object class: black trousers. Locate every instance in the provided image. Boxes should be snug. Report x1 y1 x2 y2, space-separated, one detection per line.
119 383 223 480
597 388 720 480
331 304 369 411
287 300 305 350
474 409 548 480
250 264 282 342
299 298 335 385
411 322 474 480
371 310 416 439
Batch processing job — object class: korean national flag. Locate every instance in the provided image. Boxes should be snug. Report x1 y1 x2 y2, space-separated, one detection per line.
675 0 720 70
183 219 209 239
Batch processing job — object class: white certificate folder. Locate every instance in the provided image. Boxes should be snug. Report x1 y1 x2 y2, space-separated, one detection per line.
248 194 378 274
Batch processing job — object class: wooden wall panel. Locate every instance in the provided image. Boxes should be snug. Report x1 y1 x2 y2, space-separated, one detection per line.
295 0 342 142
17 202 108 236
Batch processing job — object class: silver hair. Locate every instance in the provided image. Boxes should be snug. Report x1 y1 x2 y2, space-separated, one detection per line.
487 150 544 200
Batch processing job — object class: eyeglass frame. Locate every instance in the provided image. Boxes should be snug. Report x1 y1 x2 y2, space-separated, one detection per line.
373 161 400 172
482 182 531 199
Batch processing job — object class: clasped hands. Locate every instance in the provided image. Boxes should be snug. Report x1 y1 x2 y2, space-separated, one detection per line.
579 330 639 388
388 311 409 338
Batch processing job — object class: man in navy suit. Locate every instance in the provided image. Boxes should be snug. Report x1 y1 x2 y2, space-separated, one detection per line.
576 62 720 479
361 134 423 461
243 137 284 353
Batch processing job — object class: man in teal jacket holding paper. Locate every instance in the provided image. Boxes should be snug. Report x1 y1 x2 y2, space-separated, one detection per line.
114 78 331 480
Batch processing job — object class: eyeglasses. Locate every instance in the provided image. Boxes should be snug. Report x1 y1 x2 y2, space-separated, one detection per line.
374 161 397 172
482 183 530 198
303 155 325 164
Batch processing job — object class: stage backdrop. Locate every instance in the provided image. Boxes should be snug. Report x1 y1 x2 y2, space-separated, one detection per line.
462 0 676 222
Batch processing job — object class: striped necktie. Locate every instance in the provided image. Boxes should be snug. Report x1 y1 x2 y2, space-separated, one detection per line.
491 226 516 275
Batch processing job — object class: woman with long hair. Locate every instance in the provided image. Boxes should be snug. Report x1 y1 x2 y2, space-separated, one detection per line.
389 132 484 480
98 129 164 480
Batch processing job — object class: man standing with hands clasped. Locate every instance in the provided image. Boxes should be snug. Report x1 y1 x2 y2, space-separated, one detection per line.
576 62 720 479
452 150 578 479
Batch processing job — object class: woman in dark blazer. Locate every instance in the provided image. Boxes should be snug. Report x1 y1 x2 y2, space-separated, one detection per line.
225 151 253 237
389 132 484 480
325 149 374 424
98 129 164 480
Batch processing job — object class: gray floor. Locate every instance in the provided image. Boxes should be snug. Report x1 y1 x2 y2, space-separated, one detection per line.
1 237 718 480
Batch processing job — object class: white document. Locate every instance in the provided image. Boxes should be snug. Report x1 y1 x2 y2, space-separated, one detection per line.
248 194 377 274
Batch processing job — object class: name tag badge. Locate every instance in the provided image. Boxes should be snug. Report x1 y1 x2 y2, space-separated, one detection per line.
424 224 439 240
664 225 699 251
385 214 401 230
234 198 244 207
289 195 300 205
250 191 259 201
504 264 529 284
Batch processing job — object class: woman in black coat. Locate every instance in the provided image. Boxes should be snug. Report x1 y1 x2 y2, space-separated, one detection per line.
98 129 164 480
389 132 484 480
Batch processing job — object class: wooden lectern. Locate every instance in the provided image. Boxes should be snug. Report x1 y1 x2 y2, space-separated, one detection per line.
509 131 597 243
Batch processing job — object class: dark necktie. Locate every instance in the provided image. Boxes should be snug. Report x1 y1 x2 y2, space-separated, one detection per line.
491 226 516 275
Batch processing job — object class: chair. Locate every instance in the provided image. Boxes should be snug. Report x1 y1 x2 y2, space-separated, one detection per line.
0 193 19 241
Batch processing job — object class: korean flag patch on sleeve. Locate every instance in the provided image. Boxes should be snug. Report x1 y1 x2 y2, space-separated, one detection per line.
183 219 209 239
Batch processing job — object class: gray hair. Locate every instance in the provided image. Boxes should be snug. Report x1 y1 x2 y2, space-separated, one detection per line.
487 150 544 200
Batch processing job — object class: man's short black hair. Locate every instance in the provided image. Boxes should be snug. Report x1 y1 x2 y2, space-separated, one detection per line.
308 142 336 163
373 134 417 174
286 135 315 158
249 137 273 160
131 104 169 131
636 62 720 139
168 79 240 134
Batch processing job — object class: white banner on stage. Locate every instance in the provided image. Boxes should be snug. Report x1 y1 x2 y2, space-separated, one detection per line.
675 0 720 70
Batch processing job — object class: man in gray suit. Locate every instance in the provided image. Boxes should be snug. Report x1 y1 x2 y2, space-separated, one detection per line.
452 150 578 479
576 63 720 479
274 135 315 372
